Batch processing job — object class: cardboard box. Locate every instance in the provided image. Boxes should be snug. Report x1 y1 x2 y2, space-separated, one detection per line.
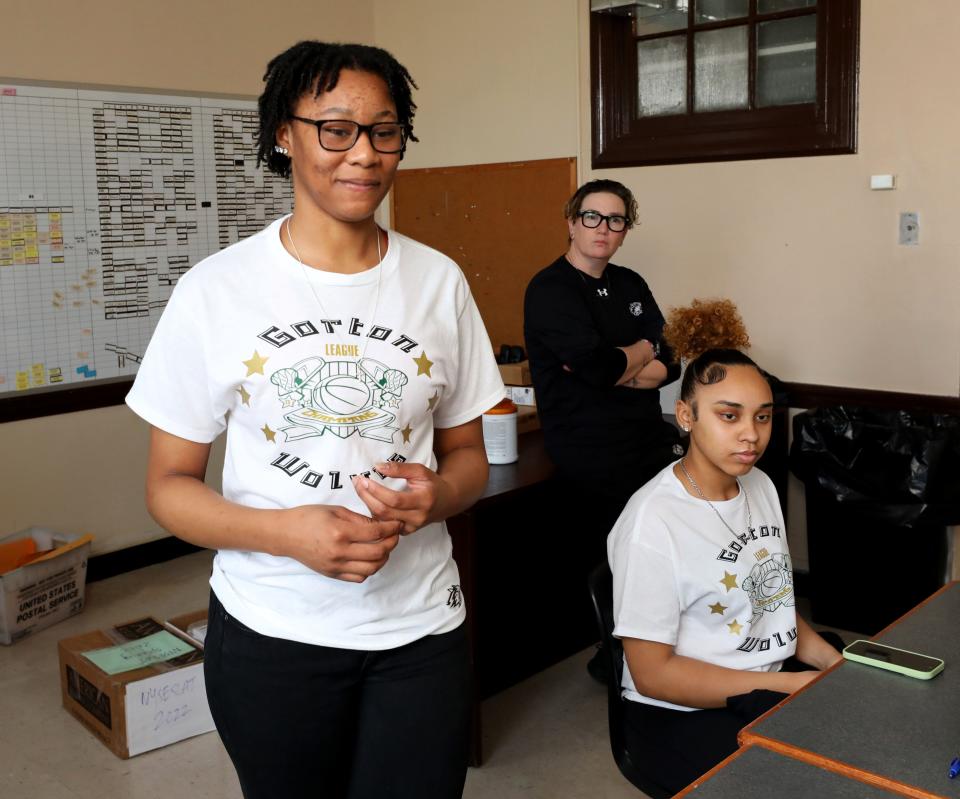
58 616 215 758
167 609 209 647
0 528 93 645
498 360 531 386
517 405 540 435
505 385 536 406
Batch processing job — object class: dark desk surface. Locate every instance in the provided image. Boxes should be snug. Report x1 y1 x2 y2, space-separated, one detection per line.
742 582 960 798
479 429 556 504
676 745 907 798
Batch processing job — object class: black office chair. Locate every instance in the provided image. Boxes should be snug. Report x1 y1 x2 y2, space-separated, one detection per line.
588 562 673 799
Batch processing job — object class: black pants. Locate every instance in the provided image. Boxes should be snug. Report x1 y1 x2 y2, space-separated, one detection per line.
559 449 683 568
624 688 787 795
204 591 471 799
622 632 845 795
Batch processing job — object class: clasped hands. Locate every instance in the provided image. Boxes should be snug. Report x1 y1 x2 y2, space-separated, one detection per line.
290 461 451 583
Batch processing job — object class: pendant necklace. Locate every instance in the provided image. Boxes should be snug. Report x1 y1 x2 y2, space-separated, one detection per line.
574 264 612 298
286 215 384 362
679 458 754 539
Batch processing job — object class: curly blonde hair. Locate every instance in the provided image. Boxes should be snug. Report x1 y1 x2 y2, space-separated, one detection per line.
662 298 751 363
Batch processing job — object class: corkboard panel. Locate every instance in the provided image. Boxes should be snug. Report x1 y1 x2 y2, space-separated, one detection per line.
391 158 577 353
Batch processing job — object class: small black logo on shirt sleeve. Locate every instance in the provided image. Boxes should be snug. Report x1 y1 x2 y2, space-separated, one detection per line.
446 585 462 608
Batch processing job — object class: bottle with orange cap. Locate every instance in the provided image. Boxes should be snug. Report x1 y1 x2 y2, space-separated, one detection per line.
482 398 518 464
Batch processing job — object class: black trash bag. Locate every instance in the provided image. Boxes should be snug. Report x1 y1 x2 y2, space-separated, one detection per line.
790 406 960 527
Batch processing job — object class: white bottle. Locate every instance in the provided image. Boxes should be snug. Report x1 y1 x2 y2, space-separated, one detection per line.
482 398 518 464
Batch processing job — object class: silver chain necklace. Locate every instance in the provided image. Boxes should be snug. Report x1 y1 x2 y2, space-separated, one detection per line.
286 216 383 360
572 262 612 298
679 458 754 539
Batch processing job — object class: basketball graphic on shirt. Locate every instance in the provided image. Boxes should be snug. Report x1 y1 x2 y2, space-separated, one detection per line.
270 355 409 443
742 552 794 623
314 375 372 415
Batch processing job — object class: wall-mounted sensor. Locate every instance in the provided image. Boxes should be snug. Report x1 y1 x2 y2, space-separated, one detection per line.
870 175 896 190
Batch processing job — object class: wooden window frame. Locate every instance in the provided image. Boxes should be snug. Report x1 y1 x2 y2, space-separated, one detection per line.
591 0 860 168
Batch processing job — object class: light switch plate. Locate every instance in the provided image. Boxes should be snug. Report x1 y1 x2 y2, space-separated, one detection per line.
899 212 919 246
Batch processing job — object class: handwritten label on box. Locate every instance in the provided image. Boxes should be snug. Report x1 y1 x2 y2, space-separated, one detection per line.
124 666 215 756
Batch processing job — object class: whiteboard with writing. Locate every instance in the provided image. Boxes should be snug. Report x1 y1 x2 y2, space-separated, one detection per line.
0 82 292 397
124 663 215 756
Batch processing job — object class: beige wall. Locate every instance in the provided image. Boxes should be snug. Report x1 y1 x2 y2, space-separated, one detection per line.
0 1 374 554
571 1 960 571
373 0 581 169
579 0 960 397
1 1 373 95
2 0 958 556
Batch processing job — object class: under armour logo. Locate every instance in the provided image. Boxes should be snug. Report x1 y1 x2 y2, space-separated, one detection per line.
597 288 609 297
446 585 462 608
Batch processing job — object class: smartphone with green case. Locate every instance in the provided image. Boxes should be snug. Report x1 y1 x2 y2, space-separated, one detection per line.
842 639 944 680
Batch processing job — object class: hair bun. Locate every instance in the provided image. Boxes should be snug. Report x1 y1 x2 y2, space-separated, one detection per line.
662 298 750 362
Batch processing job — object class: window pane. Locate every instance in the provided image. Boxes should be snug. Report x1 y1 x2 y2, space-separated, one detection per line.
694 26 748 112
757 15 817 107
695 0 748 24
758 0 816 13
634 1 689 35
637 36 687 117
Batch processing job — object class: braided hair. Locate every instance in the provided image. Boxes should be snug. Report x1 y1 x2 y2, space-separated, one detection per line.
679 348 769 416
257 40 419 178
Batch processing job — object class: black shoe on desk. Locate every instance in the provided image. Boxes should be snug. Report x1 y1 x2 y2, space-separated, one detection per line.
587 644 611 685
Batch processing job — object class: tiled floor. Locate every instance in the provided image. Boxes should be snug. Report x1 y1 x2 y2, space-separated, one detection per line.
0 551 862 799
0 551 643 799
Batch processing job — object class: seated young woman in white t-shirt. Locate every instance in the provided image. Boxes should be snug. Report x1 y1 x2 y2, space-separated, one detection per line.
608 348 842 794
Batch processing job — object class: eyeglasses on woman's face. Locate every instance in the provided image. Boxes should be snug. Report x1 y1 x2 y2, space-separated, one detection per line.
576 210 629 233
291 116 406 153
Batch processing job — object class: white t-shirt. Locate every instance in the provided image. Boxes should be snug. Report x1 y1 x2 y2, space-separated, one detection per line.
609 462 796 711
127 216 505 650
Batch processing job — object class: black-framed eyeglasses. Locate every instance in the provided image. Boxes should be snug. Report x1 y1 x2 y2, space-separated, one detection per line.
291 116 406 153
576 210 629 232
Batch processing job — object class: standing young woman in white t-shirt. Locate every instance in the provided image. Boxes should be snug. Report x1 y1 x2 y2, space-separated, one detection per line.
126 41 504 799
608 349 842 794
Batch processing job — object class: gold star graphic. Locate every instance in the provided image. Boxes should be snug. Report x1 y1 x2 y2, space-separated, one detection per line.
727 619 743 635
401 424 413 443
720 571 738 592
243 350 268 376
709 601 727 615
237 385 251 406
427 392 440 411
413 351 434 377
261 424 276 443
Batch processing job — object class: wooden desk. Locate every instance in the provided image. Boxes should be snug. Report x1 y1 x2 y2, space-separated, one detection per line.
740 582 960 798
676 744 909 798
449 430 561 765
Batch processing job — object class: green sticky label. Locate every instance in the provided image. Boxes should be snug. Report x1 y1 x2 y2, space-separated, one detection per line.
81 630 196 675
